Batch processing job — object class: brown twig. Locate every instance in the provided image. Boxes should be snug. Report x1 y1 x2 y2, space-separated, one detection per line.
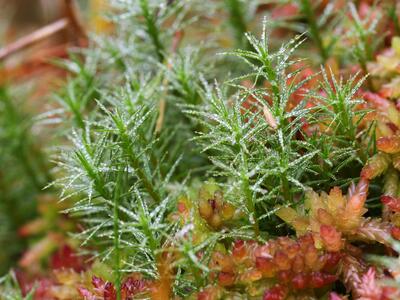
0 18 69 61
0 0 87 62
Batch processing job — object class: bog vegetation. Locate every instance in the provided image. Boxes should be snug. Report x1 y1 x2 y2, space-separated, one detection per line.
2 0 400 299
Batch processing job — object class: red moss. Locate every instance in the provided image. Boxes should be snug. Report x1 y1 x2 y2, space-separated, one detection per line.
320 225 343 252
255 257 276 277
377 136 400 154
78 275 150 300
291 273 308 289
381 195 400 212
263 284 287 300
218 272 235 287
391 226 400 240
322 252 343 272
361 153 391 180
277 270 291 284
50 244 85 272
103 282 117 300
232 240 246 260
329 292 345 300
309 272 337 288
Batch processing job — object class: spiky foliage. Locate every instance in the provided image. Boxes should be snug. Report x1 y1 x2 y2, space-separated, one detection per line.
5 1 400 299
52 8 379 296
51 2 206 298
184 25 320 236
305 69 372 188
0 271 35 300
55 79 181 296
346 2 381 78
298 0 332 62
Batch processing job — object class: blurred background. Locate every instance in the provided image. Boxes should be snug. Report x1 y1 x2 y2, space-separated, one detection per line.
0 0 97 276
